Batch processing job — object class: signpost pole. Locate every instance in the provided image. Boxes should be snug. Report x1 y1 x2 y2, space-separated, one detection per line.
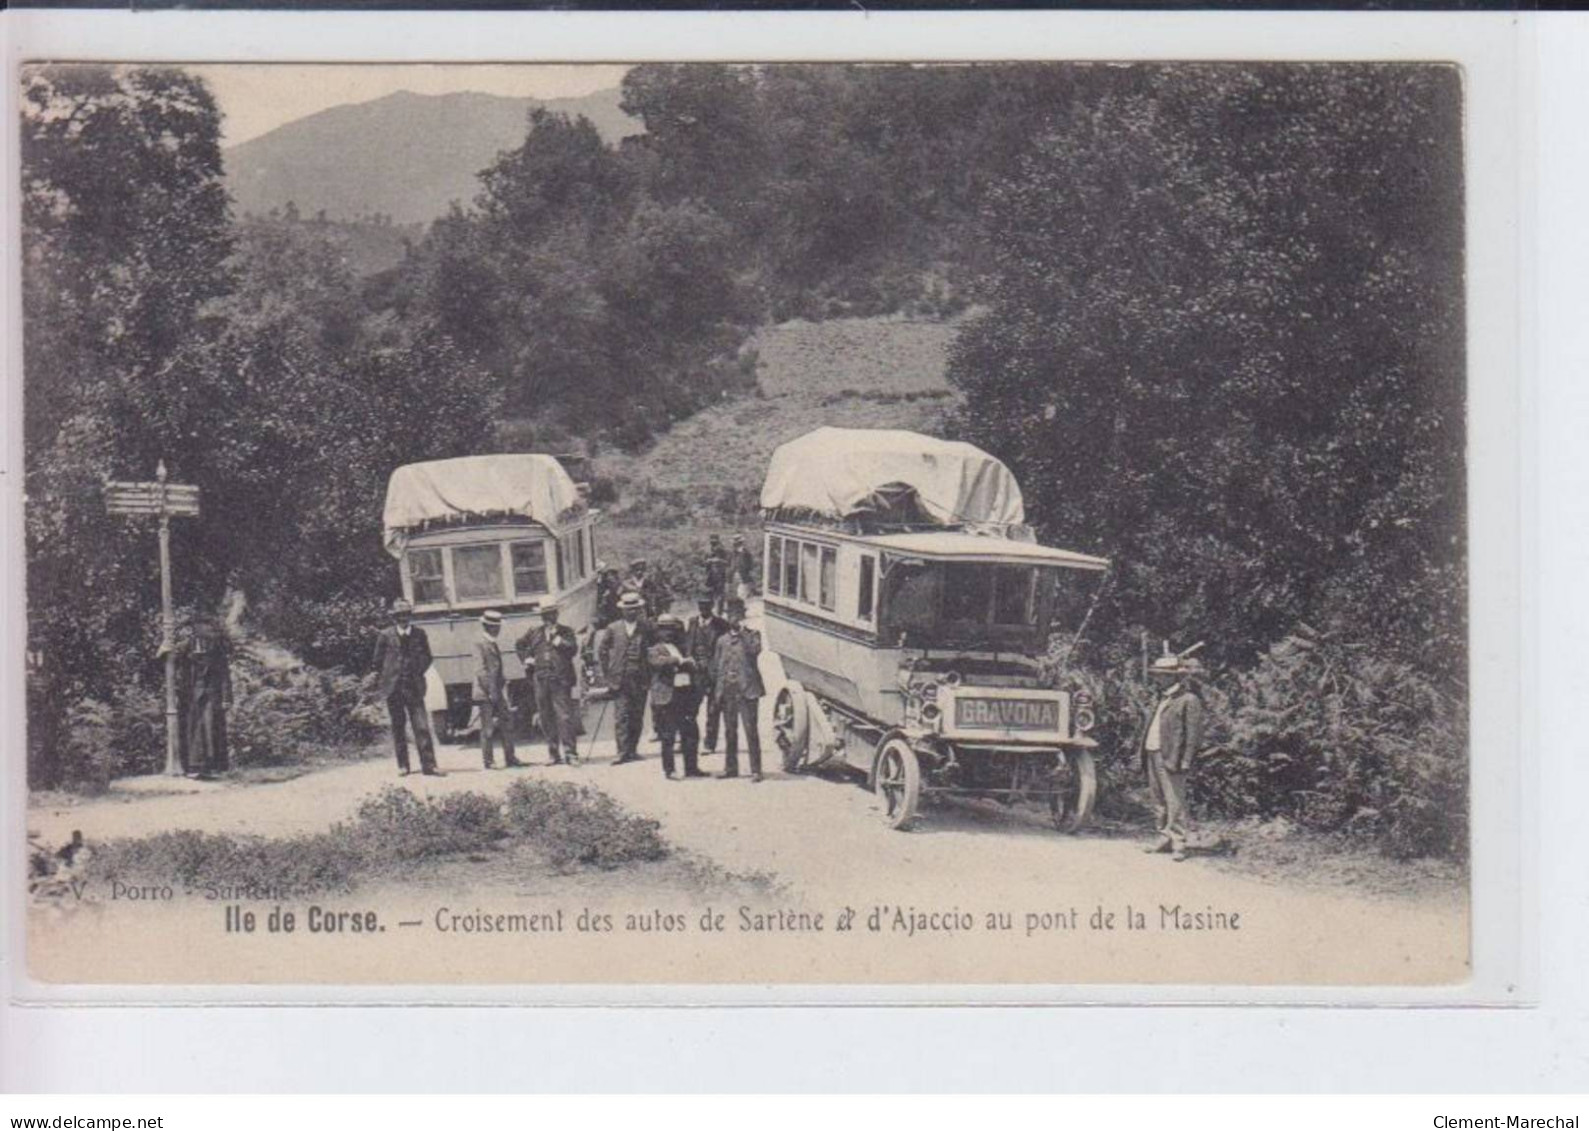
156 461 181 777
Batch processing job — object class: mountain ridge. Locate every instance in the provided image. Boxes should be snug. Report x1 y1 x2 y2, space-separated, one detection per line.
224 87 640 225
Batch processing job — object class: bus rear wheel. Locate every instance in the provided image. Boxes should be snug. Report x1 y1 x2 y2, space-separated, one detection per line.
772 684 811 773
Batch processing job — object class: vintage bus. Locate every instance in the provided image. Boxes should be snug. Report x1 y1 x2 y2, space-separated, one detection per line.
382 454 599 741
760 428 1108 831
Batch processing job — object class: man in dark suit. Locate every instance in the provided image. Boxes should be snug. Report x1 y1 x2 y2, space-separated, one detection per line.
648 614 706 780
515 600 581 765
1139 652 1206 860
372 599 443 777
712 596 766 781
474 610 522 770
597 591 651 765
686 594 727 754
704 536 729 615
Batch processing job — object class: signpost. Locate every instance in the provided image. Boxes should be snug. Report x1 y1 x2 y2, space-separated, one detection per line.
105 462 201 777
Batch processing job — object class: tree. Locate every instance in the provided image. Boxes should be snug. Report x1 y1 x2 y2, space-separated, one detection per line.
947 64 1465 681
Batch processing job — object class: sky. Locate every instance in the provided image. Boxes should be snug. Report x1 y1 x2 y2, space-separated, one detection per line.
189 63 632 147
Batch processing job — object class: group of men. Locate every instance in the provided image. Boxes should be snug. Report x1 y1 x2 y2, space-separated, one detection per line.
594 590 766 780
371 536 768 782
371 596 582 777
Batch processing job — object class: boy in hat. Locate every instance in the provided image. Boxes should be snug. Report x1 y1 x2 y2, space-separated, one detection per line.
712 596 766 781
371 598 442 776
515 600 581 765
597 590 652 764
1139 649 1206 860
475 610 522 770
648 614 707 779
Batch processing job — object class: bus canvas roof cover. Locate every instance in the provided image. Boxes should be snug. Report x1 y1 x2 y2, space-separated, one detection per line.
760 427 1026 531
383 454 582 557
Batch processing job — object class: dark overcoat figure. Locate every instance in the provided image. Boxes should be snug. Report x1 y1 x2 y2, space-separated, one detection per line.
516 605 581 764
711 601 765 780
596 592 652 764
686 601 728 753
185 625 232 777
372 600 440 776
648 618 704 779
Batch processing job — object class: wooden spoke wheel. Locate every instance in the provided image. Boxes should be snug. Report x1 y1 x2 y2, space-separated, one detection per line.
874 737 922 830
772 684 811 773
1048 748 1097 833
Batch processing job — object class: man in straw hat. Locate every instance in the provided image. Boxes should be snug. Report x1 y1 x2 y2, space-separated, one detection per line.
515 600 581 766
475 610 522 770
371 598 443 777
597 590 652 765
1139 645 1206 860
648 614 707 779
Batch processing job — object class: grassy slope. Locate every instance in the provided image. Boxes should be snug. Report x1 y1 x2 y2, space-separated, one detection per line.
596 314 964 525
582 312 964 603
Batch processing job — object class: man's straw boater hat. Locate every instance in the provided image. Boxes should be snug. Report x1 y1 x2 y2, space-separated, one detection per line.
617 591 645 611
480 610 503 627
1150 641 1205 677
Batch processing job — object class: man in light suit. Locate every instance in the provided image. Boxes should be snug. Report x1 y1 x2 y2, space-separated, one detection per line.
712 596 766 781
371 598 443 777
597 591 652 765
1139 651 1206 860
474 609 522 770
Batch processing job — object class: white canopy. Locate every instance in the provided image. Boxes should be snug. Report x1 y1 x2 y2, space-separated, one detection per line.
760 428 1026 529
382 454 582 557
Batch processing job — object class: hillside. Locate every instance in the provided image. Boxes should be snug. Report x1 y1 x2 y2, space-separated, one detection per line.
225 88 641 224
593 314 964 528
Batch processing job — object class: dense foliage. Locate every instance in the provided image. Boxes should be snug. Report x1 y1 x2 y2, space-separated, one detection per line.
23 66 494 786
947 65 1466 855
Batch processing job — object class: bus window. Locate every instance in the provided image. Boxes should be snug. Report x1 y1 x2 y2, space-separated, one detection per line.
455 544 506 602
857 555 876 621
819 546 837 611
767 538 783 595
409 548 445 605
511 541 549 597
993 566 1038 625
782 538 799 596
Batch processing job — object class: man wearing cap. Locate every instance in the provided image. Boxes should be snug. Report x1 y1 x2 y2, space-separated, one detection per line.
475 610 523 770
648 615 707 780
371 599 442 777
704 536 729 615
1139 652 1206 861
624 558 672 620
597 590 652 764
712 597 765 781
515 601 581 765
730 535 757 602
686 593 728 754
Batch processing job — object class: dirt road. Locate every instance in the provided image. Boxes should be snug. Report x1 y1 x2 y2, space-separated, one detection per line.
26 610 1469 987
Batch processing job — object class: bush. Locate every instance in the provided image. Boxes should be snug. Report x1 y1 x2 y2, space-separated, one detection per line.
82 786 512 899
503 778 669 870
1196 633 1467 861
226 647 379 767
348 785 507 862
57 689 165 792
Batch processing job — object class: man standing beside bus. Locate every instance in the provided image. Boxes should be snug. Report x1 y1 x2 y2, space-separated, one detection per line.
686 592 727 755
516 601 581 766
712 596 765 782
598 590 652 765
1139 651 1206 861
371 598 442 777
475 610 522 770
